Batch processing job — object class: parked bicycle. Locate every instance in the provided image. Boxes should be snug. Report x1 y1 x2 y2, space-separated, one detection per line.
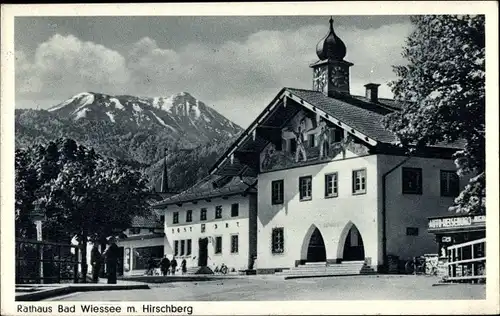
405 256 426 275
214 263 228 275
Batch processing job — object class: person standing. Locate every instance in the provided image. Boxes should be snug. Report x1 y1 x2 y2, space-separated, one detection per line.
104 237 120 284
90 244 102 283
160 255 170 276
170 257 178 275
181 259 187 275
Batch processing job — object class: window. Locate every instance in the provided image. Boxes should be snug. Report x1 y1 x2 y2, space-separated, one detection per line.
406 227 419 236
290 138 297 153
149 228 155 233
129 228 140 235
201 224 206 233
174 240 179 256
186 239 192 256
352 169 367 194
173 212 179 224
180 240 185 256
299 176 312 201
186 210 193 222
160 215 165 223
215 236 222 254
441 170 460 197
402 167 423 194
272 227 284 254
231 235 239 253
231 203 239 217
271 180 284 205
308 134 315 148
200 208 207 221
132 246 164 270
215 205 222 219
331 128 344 143
325 173 338 198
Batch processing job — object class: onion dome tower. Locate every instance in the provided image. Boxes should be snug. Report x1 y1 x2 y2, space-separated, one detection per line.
310 17 353 97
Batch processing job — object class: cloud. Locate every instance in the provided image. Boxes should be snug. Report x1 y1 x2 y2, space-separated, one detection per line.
16 34 130 96
16 21 413 127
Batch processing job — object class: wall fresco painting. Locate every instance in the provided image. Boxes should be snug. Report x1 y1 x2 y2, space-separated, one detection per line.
260 110 370 172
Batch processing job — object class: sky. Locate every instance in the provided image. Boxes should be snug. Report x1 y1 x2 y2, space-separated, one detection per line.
15 15 414 128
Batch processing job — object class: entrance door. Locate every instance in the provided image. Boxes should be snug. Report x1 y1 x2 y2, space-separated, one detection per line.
307 228 327 262
198 238 208 267
342 225 365 261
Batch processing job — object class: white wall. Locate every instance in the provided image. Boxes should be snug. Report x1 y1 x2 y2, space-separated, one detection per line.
159 194 255 272
377 155 469 262
256 153 380 270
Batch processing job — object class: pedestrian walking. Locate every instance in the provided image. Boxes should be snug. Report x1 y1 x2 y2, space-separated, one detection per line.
170 257 178 275
160 255 170 276
90 244 102 283
181 259 187 275
146 256 155 276
104 237 120 284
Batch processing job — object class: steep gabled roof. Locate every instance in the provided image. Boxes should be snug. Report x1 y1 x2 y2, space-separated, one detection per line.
151 175 257 208
208 87 464 178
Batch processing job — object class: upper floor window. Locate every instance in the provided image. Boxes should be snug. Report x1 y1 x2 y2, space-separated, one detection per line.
331 128 344 143
289 138 297 153
271 180 284 205
201 224 206 233
186 210 193 222
299 176 312 201
308 134 315 148
129 228 140 235
402 167 422 194
215 236 222 254
215 205 223 219
200 208 207 221
271 227 284 254
231 203 239 217
441 170 460 197
160 215 165 223
173 212 179 224
352 169 367 195
325 173 338 198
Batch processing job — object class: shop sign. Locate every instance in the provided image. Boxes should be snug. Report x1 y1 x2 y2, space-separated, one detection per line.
428 215 485 231
441 236 452 243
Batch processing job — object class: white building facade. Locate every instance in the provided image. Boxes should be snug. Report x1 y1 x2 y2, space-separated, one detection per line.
206 18 466 273
153 176 257 273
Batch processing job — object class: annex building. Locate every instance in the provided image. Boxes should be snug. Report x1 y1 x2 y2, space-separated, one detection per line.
153 19 466 274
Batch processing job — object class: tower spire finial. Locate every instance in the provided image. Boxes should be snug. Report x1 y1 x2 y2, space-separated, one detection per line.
329 16 334 29
160 148 169 193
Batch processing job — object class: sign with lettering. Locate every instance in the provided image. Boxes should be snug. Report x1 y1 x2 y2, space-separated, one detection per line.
428 215 486 232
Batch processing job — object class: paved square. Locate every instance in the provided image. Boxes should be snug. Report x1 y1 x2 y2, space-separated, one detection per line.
50 275 485 301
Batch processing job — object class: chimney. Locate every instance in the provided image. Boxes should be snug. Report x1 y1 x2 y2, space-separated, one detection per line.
364 83 380 103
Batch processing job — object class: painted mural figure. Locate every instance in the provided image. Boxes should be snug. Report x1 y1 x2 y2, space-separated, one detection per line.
318 120 330 159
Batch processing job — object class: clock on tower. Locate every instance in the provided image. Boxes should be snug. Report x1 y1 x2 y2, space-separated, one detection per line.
313 67 327 93
310 17 353 97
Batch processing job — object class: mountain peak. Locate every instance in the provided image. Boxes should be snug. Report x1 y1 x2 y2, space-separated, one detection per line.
44 91 242 141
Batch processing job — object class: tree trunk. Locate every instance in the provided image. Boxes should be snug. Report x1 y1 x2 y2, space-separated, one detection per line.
81 229 88 283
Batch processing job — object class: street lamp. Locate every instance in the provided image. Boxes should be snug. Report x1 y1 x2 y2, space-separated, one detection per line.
31 210 46 284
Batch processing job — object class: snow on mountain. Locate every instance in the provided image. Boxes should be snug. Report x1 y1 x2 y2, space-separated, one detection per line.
47 91 242 142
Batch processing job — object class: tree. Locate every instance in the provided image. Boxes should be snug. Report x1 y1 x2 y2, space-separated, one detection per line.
15 138 152 280
384 15 485 214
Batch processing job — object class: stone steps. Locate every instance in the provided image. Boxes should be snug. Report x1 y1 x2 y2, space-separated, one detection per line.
276 261 376 277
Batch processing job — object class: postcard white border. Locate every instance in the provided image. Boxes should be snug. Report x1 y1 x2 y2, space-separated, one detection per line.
1 2 499 315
